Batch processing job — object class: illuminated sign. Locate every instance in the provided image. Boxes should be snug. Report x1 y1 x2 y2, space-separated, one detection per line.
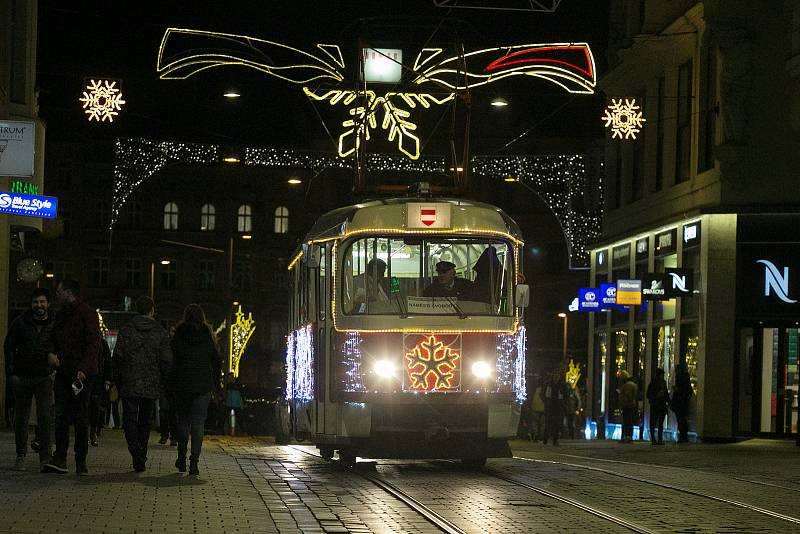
600 283 617 307
80 79 126 122
406 202 452 229
10 180 38 195
615 279 642 306
157 29 596 160
641 273 667 300
403 334 461 391
665 268 693 297
0 192 57 219
602 98 646 139
0 120 35 177
363 48 403 83
578 288 600 311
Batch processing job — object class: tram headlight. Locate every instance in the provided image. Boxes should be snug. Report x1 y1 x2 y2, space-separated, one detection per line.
472 361 492 379
373 359 396 378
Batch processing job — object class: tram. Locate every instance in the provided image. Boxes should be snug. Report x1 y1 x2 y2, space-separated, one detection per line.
283 197 529 466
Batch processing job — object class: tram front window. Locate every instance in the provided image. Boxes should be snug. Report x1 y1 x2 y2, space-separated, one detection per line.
342 237 513 316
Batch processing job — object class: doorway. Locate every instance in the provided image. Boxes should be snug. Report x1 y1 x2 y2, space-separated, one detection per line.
737 326 800 436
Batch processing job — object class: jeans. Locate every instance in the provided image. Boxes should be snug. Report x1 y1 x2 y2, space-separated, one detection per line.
622 406 638 440
12 375 53 463
159 393 177 440
122 397 156 462
53 373 92 464
650 409 666 443
175 393 211 462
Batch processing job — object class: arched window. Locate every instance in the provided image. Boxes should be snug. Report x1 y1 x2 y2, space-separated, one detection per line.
163 202 179 230
201 203 215 231
237 204 252 232
274 206 289 234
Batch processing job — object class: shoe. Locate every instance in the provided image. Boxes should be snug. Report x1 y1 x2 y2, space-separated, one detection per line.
133 457 146 473
189 461 199 476
175 457 186 473
42 458 67 474
158 436 168 445
14 455 25 471
90 436 99 447
76 462 88 476
30 439 40 453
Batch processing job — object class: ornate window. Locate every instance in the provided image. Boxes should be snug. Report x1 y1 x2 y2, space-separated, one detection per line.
164 202 179 230
237 204 252 233
274 206 289 234
201 204 216 231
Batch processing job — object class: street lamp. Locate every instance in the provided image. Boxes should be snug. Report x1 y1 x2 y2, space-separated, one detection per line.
558 312 568 361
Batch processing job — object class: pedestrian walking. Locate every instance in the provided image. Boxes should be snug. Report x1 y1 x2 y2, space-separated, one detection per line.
224 373 246 436
565 385 581 439
107 382 120 428
113 296 172 472
647 368 669 445
530 378 546 442
158 390 178 446
672 363 694 443
45 278 101 475
89 337 112 447
170 304 222 476
5 288 56 471
618 371 639 443
543 371 566 445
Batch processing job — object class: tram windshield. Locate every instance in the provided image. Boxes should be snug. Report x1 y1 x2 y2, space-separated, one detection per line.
341 236 514 316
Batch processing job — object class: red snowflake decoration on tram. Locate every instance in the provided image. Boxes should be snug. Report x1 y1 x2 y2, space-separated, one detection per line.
403 334 461 391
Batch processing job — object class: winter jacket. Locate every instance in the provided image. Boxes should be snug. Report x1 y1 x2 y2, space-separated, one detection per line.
671 371 694 413
170 323 221 397
531 386 545 413
646 377 670 413
113 315 172 399
45 299 101 378
619 378 639 409
4 311 54 377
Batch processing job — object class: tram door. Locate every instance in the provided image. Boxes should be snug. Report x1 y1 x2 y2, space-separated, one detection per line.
314 244 336 436
737 327 800 435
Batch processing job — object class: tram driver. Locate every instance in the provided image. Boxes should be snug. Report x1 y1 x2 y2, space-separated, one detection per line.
423 261 474 299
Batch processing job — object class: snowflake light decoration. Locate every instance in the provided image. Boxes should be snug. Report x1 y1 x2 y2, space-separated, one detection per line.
79 79 126 122
404 334 461 391
602 98 645 139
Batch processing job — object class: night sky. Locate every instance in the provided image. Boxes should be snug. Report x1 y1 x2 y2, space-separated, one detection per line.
36 1 610 153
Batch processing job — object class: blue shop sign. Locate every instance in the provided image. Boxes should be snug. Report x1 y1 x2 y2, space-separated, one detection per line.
578 288 601 311
0 192 58 219
599 283 617 308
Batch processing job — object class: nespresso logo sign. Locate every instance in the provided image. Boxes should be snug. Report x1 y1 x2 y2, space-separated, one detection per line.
757 259 797 304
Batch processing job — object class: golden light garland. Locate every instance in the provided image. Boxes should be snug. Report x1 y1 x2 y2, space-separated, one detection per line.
602 98 646 140
79 79 126 122
229 304 256 377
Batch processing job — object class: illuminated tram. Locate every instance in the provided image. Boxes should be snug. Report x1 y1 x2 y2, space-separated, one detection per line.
283 197 529 466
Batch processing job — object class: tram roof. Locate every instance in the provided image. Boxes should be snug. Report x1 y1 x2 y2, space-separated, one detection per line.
301 197 524 244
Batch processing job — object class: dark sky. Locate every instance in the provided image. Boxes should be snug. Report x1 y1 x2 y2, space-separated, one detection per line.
37 0 610 153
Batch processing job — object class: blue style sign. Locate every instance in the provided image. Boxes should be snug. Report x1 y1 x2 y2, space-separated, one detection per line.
578 288 601 311
0 192 58 219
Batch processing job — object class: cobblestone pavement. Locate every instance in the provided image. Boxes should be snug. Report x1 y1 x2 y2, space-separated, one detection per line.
2 429 800 533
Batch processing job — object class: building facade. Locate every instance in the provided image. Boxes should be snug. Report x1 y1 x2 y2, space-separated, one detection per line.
588 1 800 441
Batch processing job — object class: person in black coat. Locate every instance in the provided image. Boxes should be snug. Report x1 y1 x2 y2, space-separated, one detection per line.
169 304 221 476
646 368 669 445
671 363 694 443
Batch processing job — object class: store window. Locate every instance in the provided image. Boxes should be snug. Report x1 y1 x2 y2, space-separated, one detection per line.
654 229 677 321
611 243 631 326
610 329 629 423
596 330 609 416
681 222 701 317
680 321 700 433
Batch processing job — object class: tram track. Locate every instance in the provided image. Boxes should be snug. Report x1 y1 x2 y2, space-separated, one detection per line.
287 445 654 533
512 455 800 526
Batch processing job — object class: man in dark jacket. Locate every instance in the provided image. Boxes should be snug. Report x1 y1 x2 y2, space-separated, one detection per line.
5 288 56 471
46 278 101 475
672 363 694 443
113 296 172 472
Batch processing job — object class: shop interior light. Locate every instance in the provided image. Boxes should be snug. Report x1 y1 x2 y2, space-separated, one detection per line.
160 260 171 265
504 177 518 182
45 273 54 278
240 234 252 240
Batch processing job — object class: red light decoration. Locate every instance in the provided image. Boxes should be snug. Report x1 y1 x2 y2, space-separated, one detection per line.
404 334 461 391
484 45 594 79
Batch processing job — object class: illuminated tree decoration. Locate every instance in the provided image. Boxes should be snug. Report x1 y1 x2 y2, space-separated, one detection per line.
229 304 255 377
157 28 596 160
403 334 461 391
285 324 314 401
79 79 126 122
602 98 646 140
565 358 581 390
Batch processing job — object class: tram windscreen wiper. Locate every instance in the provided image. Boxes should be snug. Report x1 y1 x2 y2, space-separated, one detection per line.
444 296 468 319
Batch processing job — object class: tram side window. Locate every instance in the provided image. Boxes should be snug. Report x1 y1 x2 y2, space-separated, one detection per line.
341 237 513 316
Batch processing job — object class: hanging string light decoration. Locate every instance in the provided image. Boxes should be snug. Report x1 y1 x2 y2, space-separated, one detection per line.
515 326 527 403
80 79 126 122
229 304 256 377
285 324 314 401
342 332 367 393
602 98 646 140
495 331 516 391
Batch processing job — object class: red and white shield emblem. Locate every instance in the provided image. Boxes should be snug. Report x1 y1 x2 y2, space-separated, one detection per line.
420 208 436 226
